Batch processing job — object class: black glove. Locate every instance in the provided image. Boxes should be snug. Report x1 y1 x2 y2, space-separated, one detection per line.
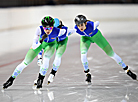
40 34 48 43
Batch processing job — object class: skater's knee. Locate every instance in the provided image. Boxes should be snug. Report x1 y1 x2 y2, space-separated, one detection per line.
81 50 87 55
106 50 114 57
43 51 54 59
56 53 62 58
103 44 114 57
23 60 30 66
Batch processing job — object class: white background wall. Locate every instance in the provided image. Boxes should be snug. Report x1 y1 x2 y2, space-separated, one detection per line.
0 4 138 56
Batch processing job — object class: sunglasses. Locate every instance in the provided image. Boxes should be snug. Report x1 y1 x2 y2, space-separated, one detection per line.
43 27 53 30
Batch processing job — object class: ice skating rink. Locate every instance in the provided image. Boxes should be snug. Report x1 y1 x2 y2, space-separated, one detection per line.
0 4 138 102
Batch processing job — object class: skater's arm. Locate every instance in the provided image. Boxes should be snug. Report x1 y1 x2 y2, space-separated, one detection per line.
66 29 76 36
58 29 66 37
40 34 48 43
31 27 41 49
33 27 41 43
93 21 99 30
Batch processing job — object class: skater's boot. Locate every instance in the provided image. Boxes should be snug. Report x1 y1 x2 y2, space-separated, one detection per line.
124 66 137 80
3 76 15 89
84 69 91 84
37 58 43 66
36 73 45 89
48 69 57 84
86 73 91 83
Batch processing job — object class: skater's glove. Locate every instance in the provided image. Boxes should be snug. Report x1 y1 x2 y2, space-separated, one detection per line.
40 34 48 43
31 41 41 49
94 21 99 30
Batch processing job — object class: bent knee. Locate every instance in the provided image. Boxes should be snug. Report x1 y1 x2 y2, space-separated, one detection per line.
81 49 87 54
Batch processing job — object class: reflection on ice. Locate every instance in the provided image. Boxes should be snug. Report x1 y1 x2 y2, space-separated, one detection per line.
121 99 127 102
47 91 54 101
0 82 138 102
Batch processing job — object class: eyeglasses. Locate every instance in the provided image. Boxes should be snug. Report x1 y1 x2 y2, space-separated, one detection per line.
43 27 53 30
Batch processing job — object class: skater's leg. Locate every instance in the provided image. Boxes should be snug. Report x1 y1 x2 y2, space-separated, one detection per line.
37 41 56 88
12 60 28 78
80 36 92 83
93 30 137 80
39 44 56 76
104 44 137 80
110 52 126 68
47 45 65 83
52 56 61 71
34 56 50 88
53 37 68 71
48 56 61 84
38 49 43 59
37 49 44 66
80 36 91 72
3 46 42 89
39 57 50 76
48 38 68 84
12 47 42 78
92 30 126 68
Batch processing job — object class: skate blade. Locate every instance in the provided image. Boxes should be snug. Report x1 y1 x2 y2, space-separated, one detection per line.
33 87 42 95
32 85 37 90
37 88 42 94
86 81 92 85
88 82 92 85
34 89 42 95
1 89 5 93
2 87 7 90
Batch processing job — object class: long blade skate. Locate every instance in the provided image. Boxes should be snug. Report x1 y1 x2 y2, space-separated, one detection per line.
33 79 42 95
36 73 45 88
86 73 92 85
124 66 137 81
127 70 137 80
34 88 42 95
47 69 57 85
47 74 55 85
3 76 15 89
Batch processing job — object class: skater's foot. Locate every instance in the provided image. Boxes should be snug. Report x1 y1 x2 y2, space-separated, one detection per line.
47 69 57 85
124 66 137 80
3 76 15 89
48 74 54 84
84 69 92 84
127 70 137 80
36 73 45 89
37 79 43 89
86 73 91 84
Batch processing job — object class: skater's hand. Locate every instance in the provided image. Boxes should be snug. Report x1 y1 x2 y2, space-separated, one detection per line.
31 41 41 49
94 21 99 30
40 34 48 43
